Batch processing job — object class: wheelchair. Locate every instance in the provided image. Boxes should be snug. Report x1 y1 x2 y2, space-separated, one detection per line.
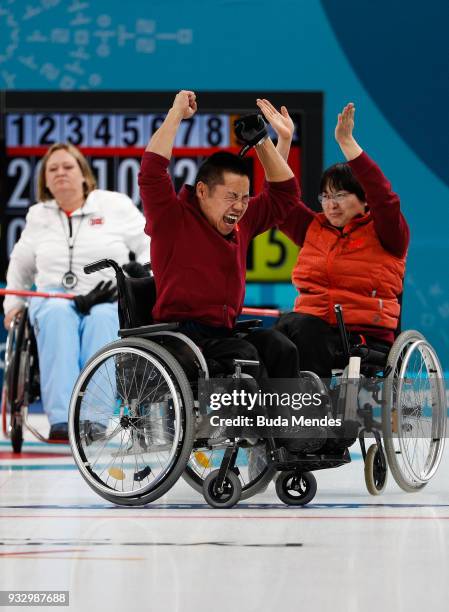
329 304 446 495
1 306 44 452
68 259 278 508
67 259 447 508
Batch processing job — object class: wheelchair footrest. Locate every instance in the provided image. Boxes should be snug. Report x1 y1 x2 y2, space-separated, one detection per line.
273 448 351 472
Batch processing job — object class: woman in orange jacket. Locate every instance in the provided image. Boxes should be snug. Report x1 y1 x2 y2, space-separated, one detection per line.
257 100 409 379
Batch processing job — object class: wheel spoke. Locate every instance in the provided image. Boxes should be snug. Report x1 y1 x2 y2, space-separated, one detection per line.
70 344 191 499
383 334 445 490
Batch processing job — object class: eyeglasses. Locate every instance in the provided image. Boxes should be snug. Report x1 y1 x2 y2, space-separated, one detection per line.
318 191 351 205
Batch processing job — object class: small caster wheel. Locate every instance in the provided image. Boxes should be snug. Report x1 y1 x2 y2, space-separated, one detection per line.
11 421 23 454
275 470 317 506
203 469 242 509
364 444 388 495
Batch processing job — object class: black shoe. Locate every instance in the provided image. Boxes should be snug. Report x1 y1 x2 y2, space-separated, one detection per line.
48 422 69 441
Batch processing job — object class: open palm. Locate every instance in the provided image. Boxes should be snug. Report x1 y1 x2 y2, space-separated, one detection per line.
335 102 355 144
257 98 294 140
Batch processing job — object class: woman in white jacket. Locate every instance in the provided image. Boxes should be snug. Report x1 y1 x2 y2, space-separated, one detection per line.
3 143 150 440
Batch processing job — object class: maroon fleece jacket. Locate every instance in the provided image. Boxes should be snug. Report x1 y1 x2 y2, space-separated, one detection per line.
139 152 300 328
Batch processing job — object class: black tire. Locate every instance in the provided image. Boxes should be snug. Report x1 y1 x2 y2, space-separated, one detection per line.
202 469 242 509
382 331 446 492
2 311 27 453
6 312 26 410
275 470 317 506
183 444 275 500
364 444 387 495
11 420 23 454
69 337 195 506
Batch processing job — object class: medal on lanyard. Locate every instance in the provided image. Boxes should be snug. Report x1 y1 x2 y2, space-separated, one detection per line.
60 210 84 289
62 270 78 290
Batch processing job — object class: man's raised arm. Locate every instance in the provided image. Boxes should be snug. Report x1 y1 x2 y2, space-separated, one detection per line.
146 90 197 160
252 101 294 182
239 101 299 237
234 106 294 181
254 137 294 181
256 98 294 163
139 91 197 234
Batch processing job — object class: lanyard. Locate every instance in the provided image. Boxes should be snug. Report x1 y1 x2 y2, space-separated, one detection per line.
58 208 86 288
59 209 86 269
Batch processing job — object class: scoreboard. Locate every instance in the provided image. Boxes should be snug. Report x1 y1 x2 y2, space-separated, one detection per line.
0 91 323 283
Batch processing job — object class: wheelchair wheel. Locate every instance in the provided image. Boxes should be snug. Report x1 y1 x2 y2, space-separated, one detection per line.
1 312 27 453
364 444 388 495
10 421 23 453
382 330 446 492
183 442 275 500
202 469 242 509
69 337 195 506
275 470 317 506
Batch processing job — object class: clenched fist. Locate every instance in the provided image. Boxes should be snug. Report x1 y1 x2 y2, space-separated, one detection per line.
171 90 197 120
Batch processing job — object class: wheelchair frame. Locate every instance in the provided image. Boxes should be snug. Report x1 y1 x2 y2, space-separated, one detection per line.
332 306 446 494
66 259 447 508
2 257 446 508
1 306 51 451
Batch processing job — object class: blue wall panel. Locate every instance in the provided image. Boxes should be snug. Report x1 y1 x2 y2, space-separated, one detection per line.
1 0 448 366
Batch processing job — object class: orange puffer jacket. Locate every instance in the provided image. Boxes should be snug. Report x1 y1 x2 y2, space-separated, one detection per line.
292 213 406 329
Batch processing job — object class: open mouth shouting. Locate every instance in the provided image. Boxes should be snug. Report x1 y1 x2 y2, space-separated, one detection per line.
223 213 239 228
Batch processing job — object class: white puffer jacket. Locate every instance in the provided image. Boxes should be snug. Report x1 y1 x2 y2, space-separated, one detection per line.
3 189 150 313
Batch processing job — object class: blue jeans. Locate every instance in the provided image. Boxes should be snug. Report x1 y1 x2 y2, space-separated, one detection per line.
29 295 119 425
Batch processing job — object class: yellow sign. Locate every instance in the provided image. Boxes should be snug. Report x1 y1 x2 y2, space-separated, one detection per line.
246 229 299 282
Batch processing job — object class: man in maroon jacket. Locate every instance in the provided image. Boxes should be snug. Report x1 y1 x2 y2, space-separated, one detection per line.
138 90 304 380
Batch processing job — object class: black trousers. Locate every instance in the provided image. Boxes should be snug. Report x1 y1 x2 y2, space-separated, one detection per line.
178 321 299 379
275 312 391 379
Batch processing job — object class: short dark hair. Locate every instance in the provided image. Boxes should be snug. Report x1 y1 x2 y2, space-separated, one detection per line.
194 152 250 190
320 163 366 202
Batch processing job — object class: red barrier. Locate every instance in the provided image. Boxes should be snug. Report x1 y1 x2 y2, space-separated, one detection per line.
241 307 281 318
0 289 281 318
0 289 74 299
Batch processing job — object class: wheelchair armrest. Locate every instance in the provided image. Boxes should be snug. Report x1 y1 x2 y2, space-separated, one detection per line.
119 322 180 338
351 345 389 367
234 319 263 333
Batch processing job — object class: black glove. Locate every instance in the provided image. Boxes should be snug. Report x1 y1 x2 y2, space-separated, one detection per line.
122 261 151 278
73 281 117 315
234 113 268 156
